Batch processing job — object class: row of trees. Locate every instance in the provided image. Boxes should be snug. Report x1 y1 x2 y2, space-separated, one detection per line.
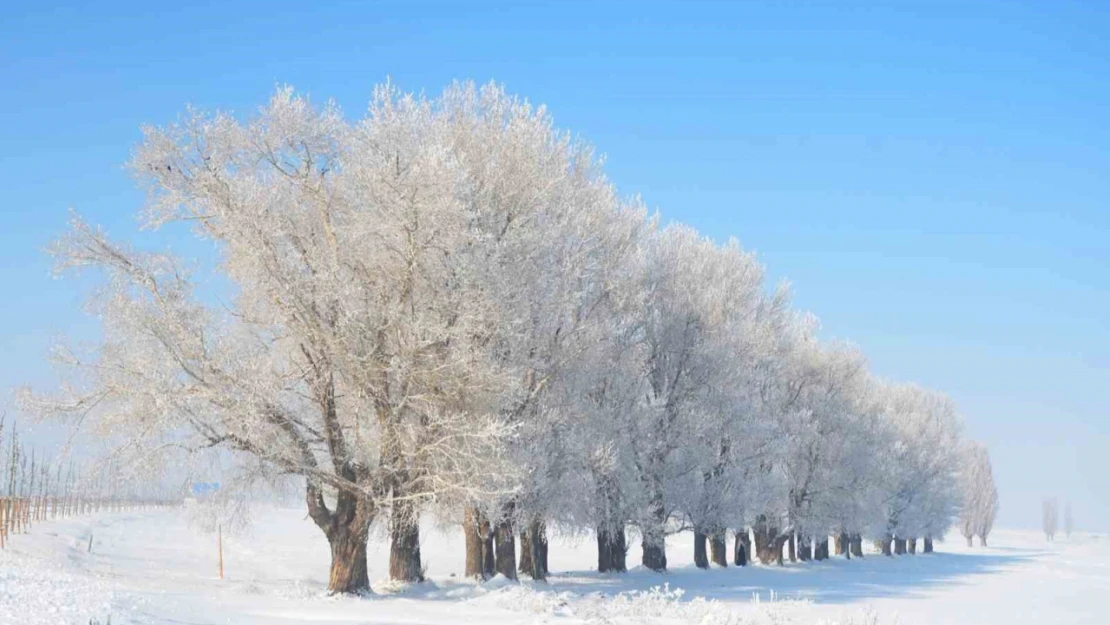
22 82 997 594
0 416 171 547
1042 498 1074 541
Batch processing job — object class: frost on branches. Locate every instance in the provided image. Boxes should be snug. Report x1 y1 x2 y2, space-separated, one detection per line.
22 81 993 594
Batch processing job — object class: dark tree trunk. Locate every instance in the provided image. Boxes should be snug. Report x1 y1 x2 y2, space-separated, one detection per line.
610 524 626 572
815 537 829 560
788 532 797 562
640 488 668 572
733 528 750 566
924 536 934 553
894 537 906 555
388 496 423 582
798 535 811 561
594 472 625 573
519 519 547 581
597 523 628 573
850 534 864 558
979 535 988 547
710 532 728 567
694 530 710 569
494 516 517 580
597 526 612 573
539 526 549 575
967 535 974 547
610 524 627 572
908 537 917 554
641 534 667 571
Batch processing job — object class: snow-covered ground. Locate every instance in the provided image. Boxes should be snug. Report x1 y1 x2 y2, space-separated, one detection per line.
1 507 1105 625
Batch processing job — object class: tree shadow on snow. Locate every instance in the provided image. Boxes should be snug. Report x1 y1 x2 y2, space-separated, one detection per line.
544 551 1036 606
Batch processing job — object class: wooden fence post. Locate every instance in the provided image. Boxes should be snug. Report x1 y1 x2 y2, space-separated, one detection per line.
218 524 224 580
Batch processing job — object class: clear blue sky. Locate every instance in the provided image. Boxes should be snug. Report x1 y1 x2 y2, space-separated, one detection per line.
2 0 1107 532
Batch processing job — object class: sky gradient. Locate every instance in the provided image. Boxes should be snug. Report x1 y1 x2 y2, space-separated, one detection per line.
1 0 1107 531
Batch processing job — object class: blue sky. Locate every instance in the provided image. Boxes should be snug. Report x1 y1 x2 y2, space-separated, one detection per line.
1 0 1107 531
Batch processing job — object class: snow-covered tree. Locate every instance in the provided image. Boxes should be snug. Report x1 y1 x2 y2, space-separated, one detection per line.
1064 502 1073 539
1043 498 1059 541
20 79 995 591
868 383 962 556
616 226 772 571
959 442 999 547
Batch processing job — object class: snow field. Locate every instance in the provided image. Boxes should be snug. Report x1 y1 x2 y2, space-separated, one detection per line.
1 507 1106 624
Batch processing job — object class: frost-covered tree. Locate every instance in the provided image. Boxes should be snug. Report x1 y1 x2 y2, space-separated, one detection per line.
768 337 873 563
958 442 999 547
615 226 772 571
1064 502 1073 539
867 383 962 556
414 82 647 582
24 84 594 593
21 79 994 590
1043 498 1059 541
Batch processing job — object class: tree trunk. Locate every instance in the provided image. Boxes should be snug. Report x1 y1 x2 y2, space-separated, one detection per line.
610 524 627 572
305 475 375 595
494 517 517 580
537 523 550 577
876 535 893 556
893 537 906 555
835 532 847 556
641 488 668 572
519 529 533 575
734 528 750 566
710 532 728 567
388 497 423 582
327 521 370 594
597 522 628 573
816 537 829 560
753 524 768 563
908 537 917 554
924 536 934 553
519 519 547 581
481 519 496 575
641 533 667 572
694 530 710 569
464 508 483 578
753 516 781 565
798 535 811 561
850 534 864 558
464 505 495 579
597 526 613 573
966 535 974 547
610 524 625 572
979 535 988 547
788 532 797 562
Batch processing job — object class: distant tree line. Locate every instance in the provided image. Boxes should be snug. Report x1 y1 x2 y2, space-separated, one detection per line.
0 415 174 547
